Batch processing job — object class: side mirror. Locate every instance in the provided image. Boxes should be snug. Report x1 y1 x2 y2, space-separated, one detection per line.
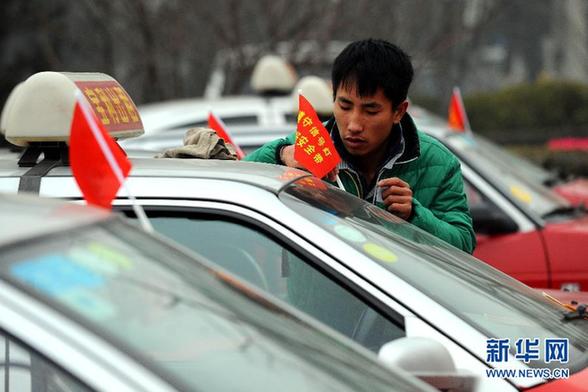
378 337 478 392
470 203 518 235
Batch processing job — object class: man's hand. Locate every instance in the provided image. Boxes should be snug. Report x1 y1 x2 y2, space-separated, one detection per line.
378 177 413 220
280 144 339 182
326 168 339 182
279 145 300 167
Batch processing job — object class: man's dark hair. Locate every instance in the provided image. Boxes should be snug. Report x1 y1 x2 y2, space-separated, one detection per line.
332 39 414 108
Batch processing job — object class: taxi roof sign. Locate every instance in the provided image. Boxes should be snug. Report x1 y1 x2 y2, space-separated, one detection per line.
0 82 24 136
292 76 333 116
251 55 297 94
4 72 143 146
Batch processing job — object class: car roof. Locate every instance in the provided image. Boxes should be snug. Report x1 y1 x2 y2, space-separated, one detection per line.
0 192 110 247
407 106 453 140
120 123 295 152
139 95 290 114
0 158 311 194
139 97 452 136
139 95 295 132
128 101 455 154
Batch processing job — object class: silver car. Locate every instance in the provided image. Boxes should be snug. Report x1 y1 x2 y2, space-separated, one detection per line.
0 192 435 392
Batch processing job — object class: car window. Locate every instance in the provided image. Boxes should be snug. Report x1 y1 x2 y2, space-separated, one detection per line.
135 211 405 353
463 179 519 234
463 180 484 208
0 333 90 392
0 219 415 392
158 115 259 132
221 115 258 125
444 133 569 217
473 134 553 185
285 113 331 124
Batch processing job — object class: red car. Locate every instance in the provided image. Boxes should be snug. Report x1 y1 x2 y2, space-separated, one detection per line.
553 178 588 206
411 108 588 291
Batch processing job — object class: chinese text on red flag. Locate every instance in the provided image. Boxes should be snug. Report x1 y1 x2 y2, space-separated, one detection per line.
294 94 340 179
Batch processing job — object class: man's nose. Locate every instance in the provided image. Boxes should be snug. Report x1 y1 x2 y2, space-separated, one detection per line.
348 110 363 133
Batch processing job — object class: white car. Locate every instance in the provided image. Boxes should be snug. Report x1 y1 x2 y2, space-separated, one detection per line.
0 192 438 392
121 75 333 153
3 71 588 391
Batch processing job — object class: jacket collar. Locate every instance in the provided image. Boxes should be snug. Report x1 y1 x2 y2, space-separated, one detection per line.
326 112 421 169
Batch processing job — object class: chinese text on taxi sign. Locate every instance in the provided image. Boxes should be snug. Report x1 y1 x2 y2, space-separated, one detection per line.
75 81 142 133
70 91 131 209
294 94 340 179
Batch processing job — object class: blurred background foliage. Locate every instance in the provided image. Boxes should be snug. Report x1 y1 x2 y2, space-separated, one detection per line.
2 0 588 173
415 80 588 142
466 80 588 176
466 81 588 138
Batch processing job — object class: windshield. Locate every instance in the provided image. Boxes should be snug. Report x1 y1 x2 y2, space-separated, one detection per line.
0 218 423 392
473 134 555 185
280 179 588 372
443 133 570 217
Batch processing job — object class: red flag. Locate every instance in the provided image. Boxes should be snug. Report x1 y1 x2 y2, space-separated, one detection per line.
70 91 131 209
448 87 471 133
294 94 341 179
208 111 245 159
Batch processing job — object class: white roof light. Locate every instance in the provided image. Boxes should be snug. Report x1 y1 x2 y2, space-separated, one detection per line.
293 76 333 116
3 72 143 146
0 82 24 136
251 55 297 94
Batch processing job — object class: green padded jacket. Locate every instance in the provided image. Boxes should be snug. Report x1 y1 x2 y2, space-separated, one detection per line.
245 114 476 253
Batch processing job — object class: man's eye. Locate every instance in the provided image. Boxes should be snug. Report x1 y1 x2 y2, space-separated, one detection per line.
366 110 380 115
339 104 351 111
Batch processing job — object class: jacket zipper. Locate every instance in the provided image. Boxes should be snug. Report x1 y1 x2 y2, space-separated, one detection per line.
343 170 363 199
372 142 412 203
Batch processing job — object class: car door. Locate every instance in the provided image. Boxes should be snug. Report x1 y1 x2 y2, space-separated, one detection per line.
461 164 551 288
119 201 406 352
115 198 516 391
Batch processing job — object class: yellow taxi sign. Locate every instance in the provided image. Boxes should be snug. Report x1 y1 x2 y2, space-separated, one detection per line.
4 72 143 146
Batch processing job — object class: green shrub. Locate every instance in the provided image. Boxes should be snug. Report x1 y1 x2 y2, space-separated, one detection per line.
464 81 588 143
507 145 588 177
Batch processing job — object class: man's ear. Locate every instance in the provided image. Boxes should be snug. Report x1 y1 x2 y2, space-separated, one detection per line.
393 100 409 124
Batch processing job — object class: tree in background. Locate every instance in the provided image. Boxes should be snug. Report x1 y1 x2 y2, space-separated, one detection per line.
1 0 586 109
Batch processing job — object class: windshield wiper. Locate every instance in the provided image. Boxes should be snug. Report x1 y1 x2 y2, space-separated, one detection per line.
543 172 564 187
563 304 587 321
542 205 584 219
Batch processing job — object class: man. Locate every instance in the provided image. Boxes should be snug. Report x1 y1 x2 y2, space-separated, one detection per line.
246 39 475 253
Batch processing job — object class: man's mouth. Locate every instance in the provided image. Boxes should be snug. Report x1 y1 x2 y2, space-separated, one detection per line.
344 137 366 148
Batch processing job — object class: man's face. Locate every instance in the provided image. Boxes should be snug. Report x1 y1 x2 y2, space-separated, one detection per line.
334 84 406 158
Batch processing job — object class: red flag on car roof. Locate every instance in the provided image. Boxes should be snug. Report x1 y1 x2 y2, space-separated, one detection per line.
294 94 341 179
448 86 472 134
208 111 245 159
70 91 131 209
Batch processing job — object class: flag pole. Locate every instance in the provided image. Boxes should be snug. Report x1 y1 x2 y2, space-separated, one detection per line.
335 174 345 191
75 90 154 233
